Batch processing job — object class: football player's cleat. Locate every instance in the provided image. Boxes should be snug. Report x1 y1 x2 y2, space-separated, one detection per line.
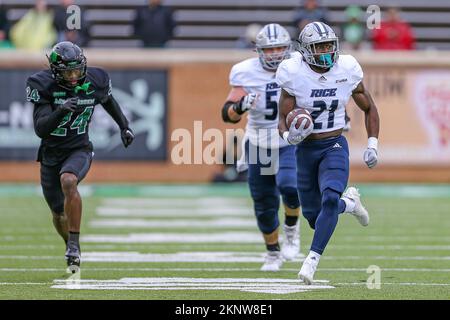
260 251 283 272
281 223 300 261
342 187 370 226
298 254 319 285
65 242 81 274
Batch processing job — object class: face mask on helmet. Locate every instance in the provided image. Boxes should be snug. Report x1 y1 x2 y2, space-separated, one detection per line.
297 22 340 69
52 61 86 89
308 40 338 68
255 23 292 71
57 64 85 86
257 45 291 71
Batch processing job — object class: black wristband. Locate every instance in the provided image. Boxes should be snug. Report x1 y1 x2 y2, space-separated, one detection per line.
222 102 240 123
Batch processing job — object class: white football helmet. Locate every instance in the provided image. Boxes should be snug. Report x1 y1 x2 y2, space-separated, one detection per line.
297 21 339 68
255 23 292 71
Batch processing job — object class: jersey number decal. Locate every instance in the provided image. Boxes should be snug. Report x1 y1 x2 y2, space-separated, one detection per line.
71 106 94 134
310 99 339 130
51 107 94 137
265 90 278 121
26 87 40 102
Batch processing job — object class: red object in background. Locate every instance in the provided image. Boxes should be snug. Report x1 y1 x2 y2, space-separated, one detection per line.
372 21 415 50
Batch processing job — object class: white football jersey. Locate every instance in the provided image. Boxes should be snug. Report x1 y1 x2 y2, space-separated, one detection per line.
229 57 288 149
276 52 363 133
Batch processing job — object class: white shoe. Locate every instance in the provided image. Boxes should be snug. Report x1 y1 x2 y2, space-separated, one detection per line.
342 187 370 226
298 255 319 285
260 251 283 272
281 224 300 261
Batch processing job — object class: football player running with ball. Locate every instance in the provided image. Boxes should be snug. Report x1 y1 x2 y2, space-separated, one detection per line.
222 24 302 272
27 41 135 273
277 22 380 284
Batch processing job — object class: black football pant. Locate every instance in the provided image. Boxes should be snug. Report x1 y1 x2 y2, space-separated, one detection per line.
40 149 93 215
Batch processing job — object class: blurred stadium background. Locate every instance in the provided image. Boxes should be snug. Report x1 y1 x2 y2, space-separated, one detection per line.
0 0 449 300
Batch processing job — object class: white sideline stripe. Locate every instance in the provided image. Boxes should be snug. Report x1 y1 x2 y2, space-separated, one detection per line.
96 207 251 217
2 267 450 272
81 232 262 243
89 218 256 228
51 277 334 294
102 198 249 207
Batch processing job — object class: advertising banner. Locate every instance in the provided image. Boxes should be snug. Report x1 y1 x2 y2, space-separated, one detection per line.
0 69 168 161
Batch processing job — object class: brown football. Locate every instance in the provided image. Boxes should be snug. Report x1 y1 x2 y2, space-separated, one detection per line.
286 108 313 129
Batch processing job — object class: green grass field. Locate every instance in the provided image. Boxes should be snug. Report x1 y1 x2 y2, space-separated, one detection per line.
0 183 449 300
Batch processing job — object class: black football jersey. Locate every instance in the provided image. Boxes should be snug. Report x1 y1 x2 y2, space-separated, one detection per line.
27 67 112 163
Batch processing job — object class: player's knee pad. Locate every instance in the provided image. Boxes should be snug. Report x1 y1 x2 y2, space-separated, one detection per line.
256 210 279 234
321 188 340 216
253 197 279 234
279 186 300 209
302 210 319 229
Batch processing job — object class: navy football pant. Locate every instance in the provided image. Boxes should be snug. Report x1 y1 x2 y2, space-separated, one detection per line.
296 135 349 254
246 142 299 235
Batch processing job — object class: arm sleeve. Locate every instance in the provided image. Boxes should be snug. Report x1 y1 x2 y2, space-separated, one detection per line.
33 103 66 138
101 95 129 131
27 76 66 138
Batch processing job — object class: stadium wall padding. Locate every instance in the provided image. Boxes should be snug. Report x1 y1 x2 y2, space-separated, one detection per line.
0 49 449 183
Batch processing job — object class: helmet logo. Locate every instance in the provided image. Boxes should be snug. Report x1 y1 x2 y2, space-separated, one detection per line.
50 51 59 63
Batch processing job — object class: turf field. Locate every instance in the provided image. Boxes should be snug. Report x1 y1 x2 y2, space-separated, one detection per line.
0 183 449 300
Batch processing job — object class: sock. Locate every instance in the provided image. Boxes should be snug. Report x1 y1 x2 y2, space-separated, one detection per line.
68 231 80 247
266 243 280 252
285 215 298 227
307 250 321 263
341 197 355 213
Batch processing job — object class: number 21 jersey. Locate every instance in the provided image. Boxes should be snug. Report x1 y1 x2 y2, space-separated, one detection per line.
276 52 363 133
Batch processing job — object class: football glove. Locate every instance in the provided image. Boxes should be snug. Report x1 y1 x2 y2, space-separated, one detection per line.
60 98 78 114
284 115 313 145
121 128 135 148
364 148 378 168
233 93 258 115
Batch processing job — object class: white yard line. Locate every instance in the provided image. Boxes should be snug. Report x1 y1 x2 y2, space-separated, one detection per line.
89 218 256 228
96 207 252 217
2 244 450 252
51 277 333 294
335 282 450 287
81 232 262 243
0 282 51 285
2 252 449 262
102 198 249 207
1 267 450 272
80 232 450 244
